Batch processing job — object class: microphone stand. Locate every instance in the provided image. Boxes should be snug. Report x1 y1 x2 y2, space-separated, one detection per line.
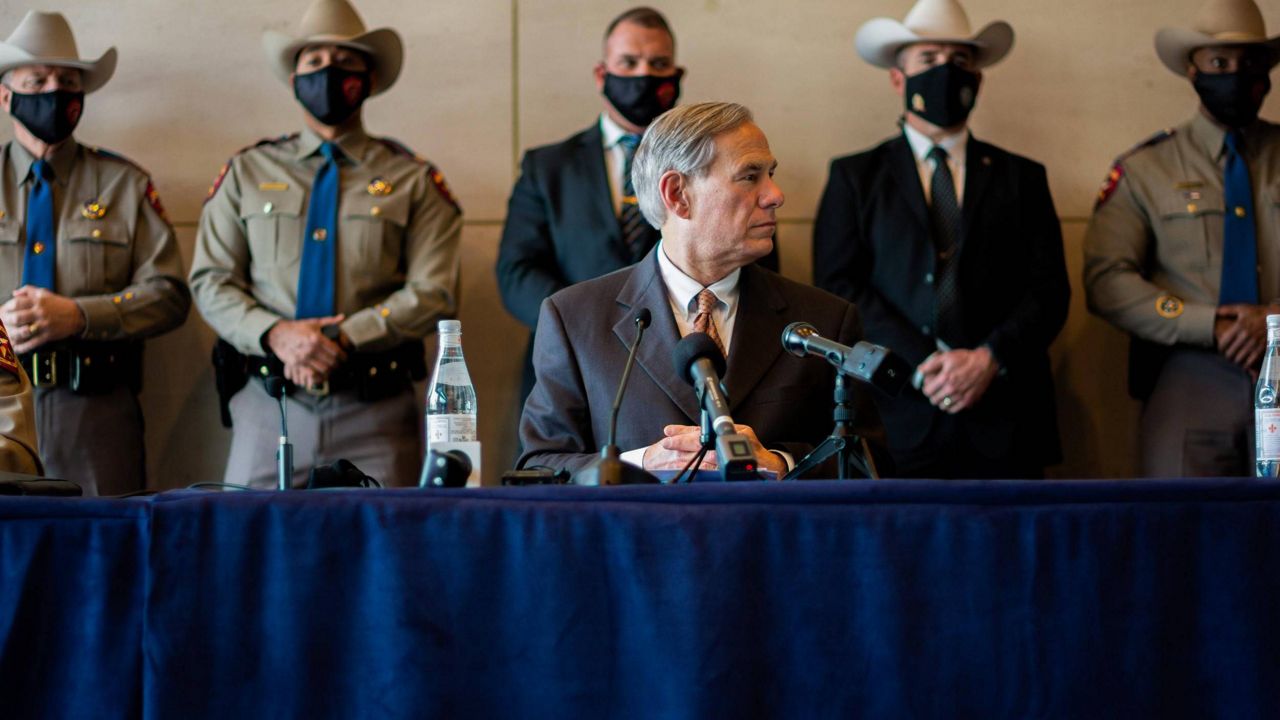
782 374 878 480
673 405 716 484
274 387 293 491
573 313 660 486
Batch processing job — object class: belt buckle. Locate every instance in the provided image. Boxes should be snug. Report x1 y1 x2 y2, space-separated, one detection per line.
31 351 57 387
306 380 330 398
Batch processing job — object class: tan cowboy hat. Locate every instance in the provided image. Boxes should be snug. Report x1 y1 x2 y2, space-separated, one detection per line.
855 0 1014 70
0 11 116 93
1155 0 1280 75
262 0 403 95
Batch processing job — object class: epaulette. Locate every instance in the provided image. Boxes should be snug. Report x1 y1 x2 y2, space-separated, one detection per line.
87 146 169 221
204 133 298 203
1094 128 1177 210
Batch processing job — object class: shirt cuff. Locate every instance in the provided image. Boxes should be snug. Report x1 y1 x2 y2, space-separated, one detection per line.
75 296 120 340
771 449 795 473
621 446 647 467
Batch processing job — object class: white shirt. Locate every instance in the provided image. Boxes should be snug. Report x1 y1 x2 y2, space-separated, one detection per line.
902 122 968 206
600 113 636 216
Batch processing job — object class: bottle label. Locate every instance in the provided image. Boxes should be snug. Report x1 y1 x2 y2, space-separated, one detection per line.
1257 409 1280 460
428 414 477 442
432 361 472 386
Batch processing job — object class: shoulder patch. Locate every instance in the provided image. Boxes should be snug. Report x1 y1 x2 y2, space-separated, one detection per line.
428 165 461 213
1094 128 1177 210
0 321 18 378
204 133 299 203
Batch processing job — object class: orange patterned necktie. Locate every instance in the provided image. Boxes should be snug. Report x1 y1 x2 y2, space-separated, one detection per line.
692 288 726 358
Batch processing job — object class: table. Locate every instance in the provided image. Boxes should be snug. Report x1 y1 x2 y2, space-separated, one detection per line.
3 480 1279 718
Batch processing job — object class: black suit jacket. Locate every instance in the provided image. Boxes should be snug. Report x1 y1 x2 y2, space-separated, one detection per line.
813 133 1069 469
517 249 884 474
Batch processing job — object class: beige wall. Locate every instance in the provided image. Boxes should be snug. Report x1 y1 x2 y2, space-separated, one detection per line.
2 0 1277 485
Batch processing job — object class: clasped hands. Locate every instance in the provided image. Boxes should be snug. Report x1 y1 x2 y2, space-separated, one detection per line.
917 346 999 414
1215 303 1273 374
264 314 350 388
641 423 786 476
0 286 86 354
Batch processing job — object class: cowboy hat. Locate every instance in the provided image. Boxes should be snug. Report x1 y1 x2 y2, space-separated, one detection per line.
262 0 403 95
855 0 1014 70
1155 0 1280 75
0 11 116 93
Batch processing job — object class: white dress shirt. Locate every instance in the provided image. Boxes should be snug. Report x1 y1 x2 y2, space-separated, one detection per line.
902 122 968 206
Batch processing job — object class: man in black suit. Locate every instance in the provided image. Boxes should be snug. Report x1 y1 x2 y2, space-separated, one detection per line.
519 102 884 476
813 0 1069 479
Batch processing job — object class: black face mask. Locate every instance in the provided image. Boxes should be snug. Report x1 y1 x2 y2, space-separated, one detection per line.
603 69 683 127
7 89 84 145
294 67 371 126
1193 70 1271 128
903 63 981 129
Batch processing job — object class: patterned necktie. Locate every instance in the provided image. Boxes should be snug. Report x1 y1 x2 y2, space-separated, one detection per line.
1219 130 1259 305
617 133 653 262
692 288 726 358
296 142 341 319
21 159 56 290
927 146 963 345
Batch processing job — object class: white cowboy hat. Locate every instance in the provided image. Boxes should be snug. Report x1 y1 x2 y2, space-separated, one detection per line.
262 0 403 95
1155 0 1280 75
855 0 1014 70
0 11 116 93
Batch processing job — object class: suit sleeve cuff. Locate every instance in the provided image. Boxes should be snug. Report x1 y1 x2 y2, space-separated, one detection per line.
75 297 119 340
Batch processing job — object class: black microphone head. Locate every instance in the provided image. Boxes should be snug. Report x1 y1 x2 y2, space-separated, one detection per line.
672 332 726 385
264 376 287 399
423 449 473 488
781 322 818 357
634 308 652 329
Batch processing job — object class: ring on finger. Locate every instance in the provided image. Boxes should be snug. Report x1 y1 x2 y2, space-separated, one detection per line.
941 395 954 409
26 322 38 338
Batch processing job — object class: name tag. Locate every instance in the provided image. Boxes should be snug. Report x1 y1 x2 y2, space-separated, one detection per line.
258 182 289 192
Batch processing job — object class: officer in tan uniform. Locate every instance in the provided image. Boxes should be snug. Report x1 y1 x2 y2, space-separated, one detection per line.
0 320 40 475
0 11 189 494
1084 0 1280 477
190 0 462 489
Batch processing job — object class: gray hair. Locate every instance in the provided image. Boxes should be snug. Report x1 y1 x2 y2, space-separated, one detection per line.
632 101 754 229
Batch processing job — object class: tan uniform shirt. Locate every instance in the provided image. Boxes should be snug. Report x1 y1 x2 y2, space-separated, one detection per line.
0 321 39 474
0 139 190 341
190 127 462 355
1084 113 1280 347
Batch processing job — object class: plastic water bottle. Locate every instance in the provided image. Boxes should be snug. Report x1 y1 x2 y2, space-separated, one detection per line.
1255 314 1280 477
426 320 477 446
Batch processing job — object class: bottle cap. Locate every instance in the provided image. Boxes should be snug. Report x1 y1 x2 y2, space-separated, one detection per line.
1268 315 1280 329
438 319 461 334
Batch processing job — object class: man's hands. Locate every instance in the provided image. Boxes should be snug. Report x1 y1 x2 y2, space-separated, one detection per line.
264 314 348 388
0 286 87 353
917 346 999 414
641 423 786 475
1215 304 1271 370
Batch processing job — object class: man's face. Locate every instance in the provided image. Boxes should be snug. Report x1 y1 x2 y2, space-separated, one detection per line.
0 65 83 114
595 21 676 87
294 44 371 77
678 122 783 269
1188 45 1272 77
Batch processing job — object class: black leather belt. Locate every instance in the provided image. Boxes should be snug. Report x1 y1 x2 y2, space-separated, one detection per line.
245 341 425 402
19 341 142 394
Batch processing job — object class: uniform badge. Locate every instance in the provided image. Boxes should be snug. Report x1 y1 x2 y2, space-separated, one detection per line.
0 321 18 377
81 200 107 220
1156 295 1184 319
1094 163 1125 210
367 177 393 196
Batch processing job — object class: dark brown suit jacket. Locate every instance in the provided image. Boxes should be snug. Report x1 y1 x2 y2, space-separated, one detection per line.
517 248 885 474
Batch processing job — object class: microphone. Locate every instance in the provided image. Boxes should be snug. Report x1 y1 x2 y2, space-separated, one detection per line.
421 449 473 488
572 308 660 486
781 322 910 396
671 333 759 480
264 376 293 491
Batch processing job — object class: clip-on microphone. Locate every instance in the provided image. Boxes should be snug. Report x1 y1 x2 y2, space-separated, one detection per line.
264 376 293 491
572 308 661 486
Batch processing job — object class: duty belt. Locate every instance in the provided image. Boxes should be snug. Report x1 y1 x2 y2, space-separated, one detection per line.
19 341 143 394
245 341 426 402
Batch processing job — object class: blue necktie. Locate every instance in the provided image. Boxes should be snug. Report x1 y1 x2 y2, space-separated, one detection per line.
296 142 340 319
21 160 56 290
1219 130 1259 305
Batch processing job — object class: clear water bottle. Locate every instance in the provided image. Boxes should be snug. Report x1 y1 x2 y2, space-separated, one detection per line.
1255 314 1280 477
426 320 477 446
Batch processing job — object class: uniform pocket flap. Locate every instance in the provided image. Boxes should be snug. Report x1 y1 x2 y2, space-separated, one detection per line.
1157 187 1224 219
240 185 305 220
65 217 129 245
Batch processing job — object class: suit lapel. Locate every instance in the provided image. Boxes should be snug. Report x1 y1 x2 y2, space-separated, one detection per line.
961 136 993 250
887 134 931 235
614 249 700 422
723 265 788 413
576 124 624 255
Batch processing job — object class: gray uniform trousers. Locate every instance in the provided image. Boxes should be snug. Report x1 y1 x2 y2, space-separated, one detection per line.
1141 348 1254 477
36 385 145 496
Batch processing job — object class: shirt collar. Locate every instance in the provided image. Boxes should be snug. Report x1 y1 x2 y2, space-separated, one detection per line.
11 138 79 186
600 112 632 150
656 240 742 314
902 121 968 165
296 125 371 165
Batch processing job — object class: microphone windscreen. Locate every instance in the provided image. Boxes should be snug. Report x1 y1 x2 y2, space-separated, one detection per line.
264 376 287 399
671 332 726 385
634 308 652 329
425 449 473 488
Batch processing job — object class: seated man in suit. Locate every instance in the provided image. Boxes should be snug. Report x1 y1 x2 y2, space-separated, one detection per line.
0 320 40 475
519 102 884 476
812 0 1069 479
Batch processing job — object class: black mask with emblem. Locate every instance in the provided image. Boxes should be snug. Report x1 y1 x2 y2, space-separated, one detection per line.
1193 69 1271 128
294 66 372 126
602 69 683 128
903 63 981 129
6 89 84 145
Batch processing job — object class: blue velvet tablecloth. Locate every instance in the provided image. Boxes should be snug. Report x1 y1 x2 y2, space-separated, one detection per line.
3 480 1280 718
